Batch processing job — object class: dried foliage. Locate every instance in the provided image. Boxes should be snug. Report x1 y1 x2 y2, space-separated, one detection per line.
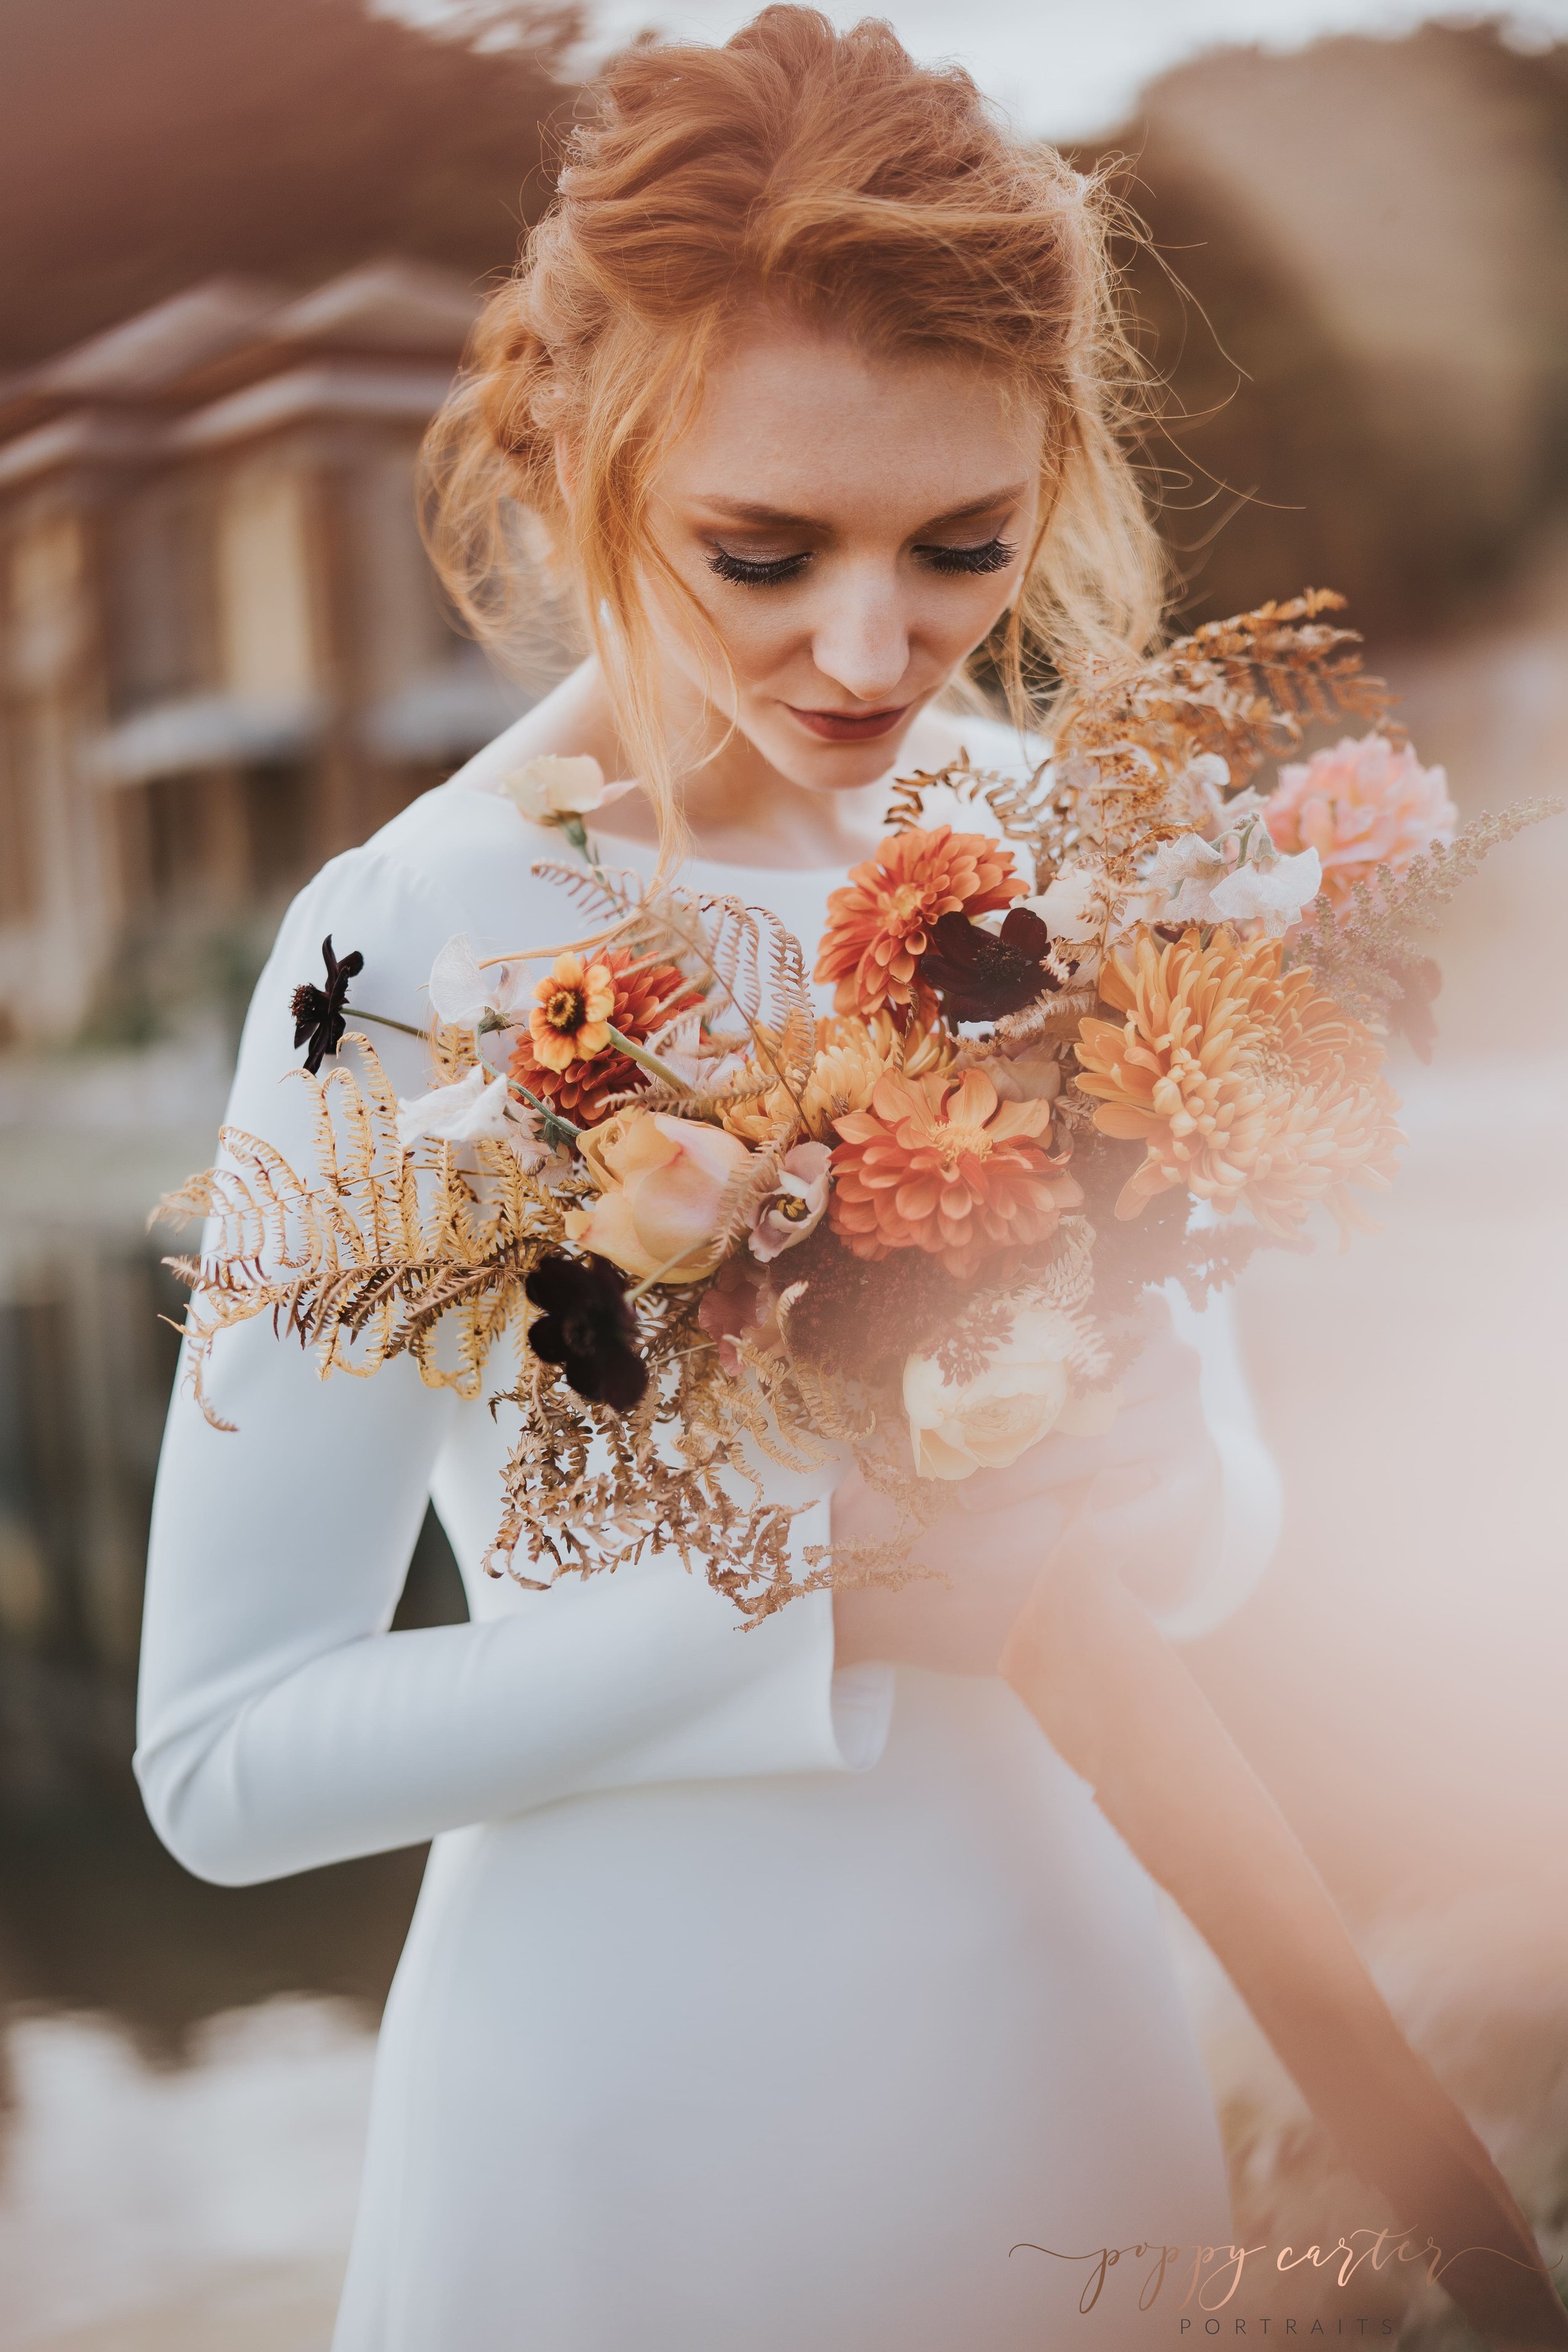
534 858 818 1120
152 1032 967 1621
1053 588 1393 802
155 1035 578 1428
1288 799 1564 1024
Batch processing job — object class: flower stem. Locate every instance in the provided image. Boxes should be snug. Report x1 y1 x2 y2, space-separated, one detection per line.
352 1009 425 1042
604 1023 693 1093
507 1079 583 1148
627 1247 704 1303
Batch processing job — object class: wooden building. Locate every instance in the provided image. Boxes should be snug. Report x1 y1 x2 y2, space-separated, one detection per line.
0 260 525 1047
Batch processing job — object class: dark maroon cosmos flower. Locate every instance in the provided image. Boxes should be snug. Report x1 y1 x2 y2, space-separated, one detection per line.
1385 953 1442 1063
292 935 365 1074
525 1254 647 1411
917 906 1055 1022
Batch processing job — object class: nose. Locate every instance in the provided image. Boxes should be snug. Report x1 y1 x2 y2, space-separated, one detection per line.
810 564 911 706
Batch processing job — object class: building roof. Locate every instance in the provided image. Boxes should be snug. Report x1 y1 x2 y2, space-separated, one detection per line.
0 260 482 478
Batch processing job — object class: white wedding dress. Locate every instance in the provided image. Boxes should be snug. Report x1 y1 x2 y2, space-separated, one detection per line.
135 719 1281 2351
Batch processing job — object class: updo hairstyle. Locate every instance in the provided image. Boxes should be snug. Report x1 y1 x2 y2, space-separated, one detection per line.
421 6 1163 842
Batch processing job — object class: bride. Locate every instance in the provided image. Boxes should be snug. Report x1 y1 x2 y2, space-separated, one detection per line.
134 13 1562 2349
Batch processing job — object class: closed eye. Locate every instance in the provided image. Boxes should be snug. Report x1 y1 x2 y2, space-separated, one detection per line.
705 534 1019 587
918 535 1017 576
706 546 813 587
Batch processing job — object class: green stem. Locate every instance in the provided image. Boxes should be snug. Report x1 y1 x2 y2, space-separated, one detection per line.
507 1078 583 1149
626 1247 702 1303
352 1009 425 1043
604 1022 693 1094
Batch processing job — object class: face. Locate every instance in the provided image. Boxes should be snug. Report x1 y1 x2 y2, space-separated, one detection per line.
638 315 1047 793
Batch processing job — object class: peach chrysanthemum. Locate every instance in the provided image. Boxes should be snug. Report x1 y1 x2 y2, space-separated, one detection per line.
510 948 698 1125
723 1012 953 1145
1264 733 1456 909
1073 926 1403 1239
814 827 1025 1018
830 1067 1082 1281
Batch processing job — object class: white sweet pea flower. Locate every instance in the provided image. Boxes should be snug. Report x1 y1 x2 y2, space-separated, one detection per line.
500 753 609 824
1029 864 1107 943
1136 827 1322 938
1178 751 1232 829
1140 833 1229 924
427 934 532 1033
1206 842 1322 936
396 1065 551 1170
1028 859 1163 953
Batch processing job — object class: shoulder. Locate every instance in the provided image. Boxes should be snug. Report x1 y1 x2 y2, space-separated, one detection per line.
230 777 569 1120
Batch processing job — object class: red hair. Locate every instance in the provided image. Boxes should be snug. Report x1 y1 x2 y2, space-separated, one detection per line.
421 6 1163 845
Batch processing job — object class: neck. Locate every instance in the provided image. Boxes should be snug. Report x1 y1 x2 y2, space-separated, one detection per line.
464 656 965 870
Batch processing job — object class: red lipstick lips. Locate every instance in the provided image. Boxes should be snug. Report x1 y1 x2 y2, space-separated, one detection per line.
787 703 909 744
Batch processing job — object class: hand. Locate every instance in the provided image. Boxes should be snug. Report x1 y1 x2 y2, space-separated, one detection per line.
830 1294 1222 1676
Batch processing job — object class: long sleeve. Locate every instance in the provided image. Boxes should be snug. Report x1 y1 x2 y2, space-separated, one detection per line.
135 800 876 1889
1152 1280 1282 1640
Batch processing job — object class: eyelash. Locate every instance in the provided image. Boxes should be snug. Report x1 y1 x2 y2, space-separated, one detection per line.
705 536 1017 588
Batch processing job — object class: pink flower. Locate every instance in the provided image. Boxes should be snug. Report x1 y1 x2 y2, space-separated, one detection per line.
697 1256 776 1375
748 1143 832 1263
1264 734 1456 909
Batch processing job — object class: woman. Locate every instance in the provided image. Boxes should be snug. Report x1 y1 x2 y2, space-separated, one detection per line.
133 15 1525 2349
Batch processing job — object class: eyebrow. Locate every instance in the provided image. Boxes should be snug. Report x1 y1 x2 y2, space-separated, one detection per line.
694 483 1029 534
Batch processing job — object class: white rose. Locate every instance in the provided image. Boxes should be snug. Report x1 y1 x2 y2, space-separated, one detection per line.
903 1305 1083 1481
500 753 608 824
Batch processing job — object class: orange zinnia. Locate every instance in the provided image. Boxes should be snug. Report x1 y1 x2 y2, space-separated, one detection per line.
1073 926 1403 1239
814 827 1025 1019
830 1067 1081 1281
510 948 699 1125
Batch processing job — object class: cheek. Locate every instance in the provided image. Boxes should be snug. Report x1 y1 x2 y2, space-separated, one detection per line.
643 555 801 697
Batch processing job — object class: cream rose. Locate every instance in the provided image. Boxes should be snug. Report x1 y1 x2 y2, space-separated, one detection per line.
501 753 610 824
564 1111 755 1283
903 1303 1104 1481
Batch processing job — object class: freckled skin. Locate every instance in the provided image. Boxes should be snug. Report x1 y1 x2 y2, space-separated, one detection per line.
492 311 1046 872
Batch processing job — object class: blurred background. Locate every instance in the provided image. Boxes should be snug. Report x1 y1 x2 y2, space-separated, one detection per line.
1 2 1566 2344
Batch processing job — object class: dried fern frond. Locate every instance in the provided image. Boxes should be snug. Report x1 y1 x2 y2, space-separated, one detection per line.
532 860 816 1113
1057 589 1392 790
152 1037 573 1424
884 751 1056 855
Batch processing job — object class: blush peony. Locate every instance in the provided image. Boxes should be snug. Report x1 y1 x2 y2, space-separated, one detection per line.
1264 734 1456 909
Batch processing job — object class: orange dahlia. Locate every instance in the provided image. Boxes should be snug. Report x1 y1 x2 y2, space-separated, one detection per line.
509 947 699 1125
814 827 1025 1019
830 1067 1083 1281
1073 926 1403 1239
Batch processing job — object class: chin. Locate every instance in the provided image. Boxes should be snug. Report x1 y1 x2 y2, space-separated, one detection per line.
748 712 923 795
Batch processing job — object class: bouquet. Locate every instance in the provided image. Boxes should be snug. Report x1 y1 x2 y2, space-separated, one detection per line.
157 591 1554 1622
